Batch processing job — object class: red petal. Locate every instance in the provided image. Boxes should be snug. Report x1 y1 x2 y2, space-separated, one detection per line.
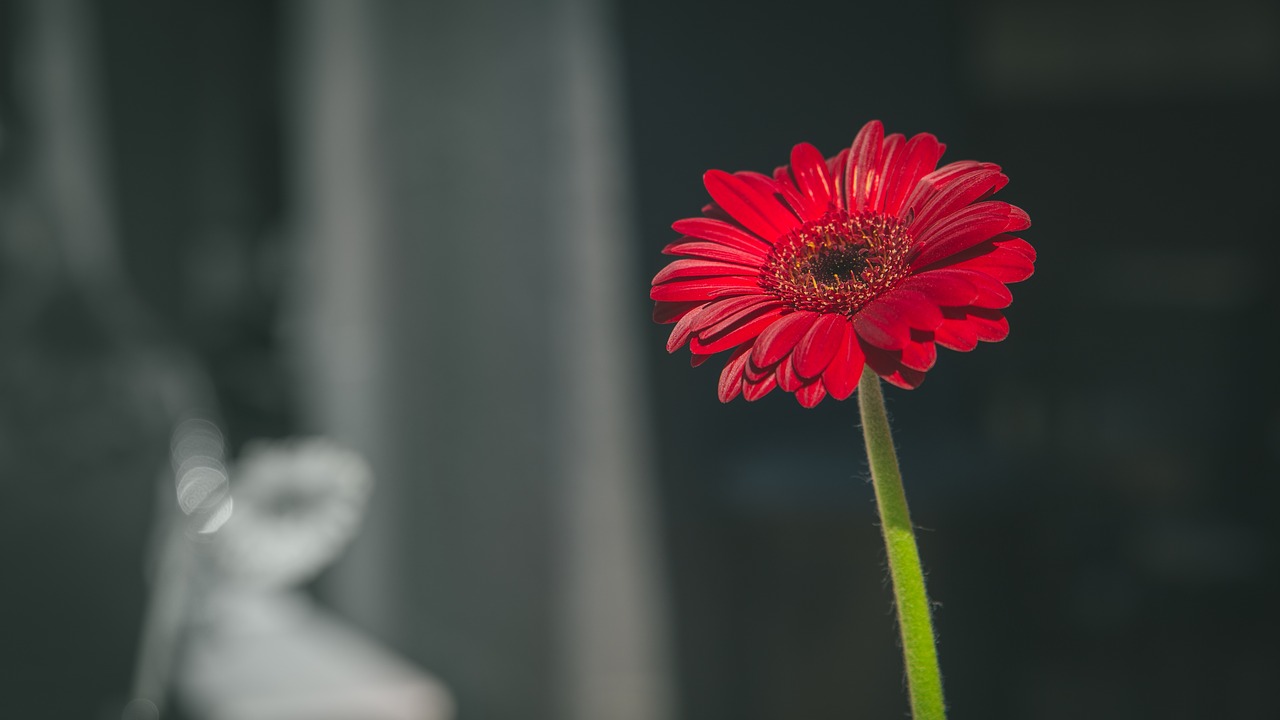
789 142 834 211
703 169 799 242
955 270 1014 309
1001 237 1036 262
718 345 752 402
750 310 820 368
735 170 782 189
862 339 928 390
745 356 773 383
792 313 846 378
662 240 767 266
896 270 980 306
776 354 805 392
883 367 926 390
666 301 711 352
853 298 910 350
691 353 712 367
934 313 979 352
653 301 701 324
880 133 944 218
921 237 1035 283
860 338 901 371
929 159 989 185
821 320 864 401
967 307 1010 341
908 165 1007 236
650 276 763 302
870 287 944 331
910 202 1031 270
846 120 884 213
687 295 774 332
736 169 820 224
696 297 784 340
900 160 985 216
910 268 1012 309
651 258 759 284
827 148 850 211
743 372 779 402
672 217 772 253
935 307 1010 348
795 379 828 408
900 335 937 372
867 133 904 214
861 340 904 378
690 305 787 354
772 171 824 222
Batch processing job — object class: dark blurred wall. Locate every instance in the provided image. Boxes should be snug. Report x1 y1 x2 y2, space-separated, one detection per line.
959 1 1280 716
0 1 286 717
98 0 291 447
622 0 1279 718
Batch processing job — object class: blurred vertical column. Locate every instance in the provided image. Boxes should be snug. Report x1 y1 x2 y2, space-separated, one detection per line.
285 0 395 631
284 1 671 719
548 0 673 718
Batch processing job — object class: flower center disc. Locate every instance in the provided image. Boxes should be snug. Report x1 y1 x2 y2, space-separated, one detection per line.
759 210 913 315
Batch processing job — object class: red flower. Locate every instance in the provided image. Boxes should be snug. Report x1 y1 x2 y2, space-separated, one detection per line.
652 120 1034 407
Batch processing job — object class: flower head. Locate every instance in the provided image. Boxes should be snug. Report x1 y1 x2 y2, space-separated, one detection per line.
652 120 1034 407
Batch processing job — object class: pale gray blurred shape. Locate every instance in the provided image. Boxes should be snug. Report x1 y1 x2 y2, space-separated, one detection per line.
133 416 232 715
171 418 227 468
172 419 233 534
193 496 235 536
215 438 372 587
282 1 672 719
176 465 230 515
159 429 428 720
180 590 453 720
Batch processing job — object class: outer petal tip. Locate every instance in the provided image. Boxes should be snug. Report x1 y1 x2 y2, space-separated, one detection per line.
795 380 827 408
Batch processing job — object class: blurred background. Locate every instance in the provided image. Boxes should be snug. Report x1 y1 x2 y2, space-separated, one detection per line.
1 0 1277 719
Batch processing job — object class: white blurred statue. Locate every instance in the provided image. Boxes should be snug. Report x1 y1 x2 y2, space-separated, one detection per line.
131 422 453 720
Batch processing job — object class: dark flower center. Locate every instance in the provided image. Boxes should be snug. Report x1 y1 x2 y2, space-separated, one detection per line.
759 210 914 315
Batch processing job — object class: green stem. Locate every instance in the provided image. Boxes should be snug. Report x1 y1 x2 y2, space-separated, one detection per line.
858 369 946 720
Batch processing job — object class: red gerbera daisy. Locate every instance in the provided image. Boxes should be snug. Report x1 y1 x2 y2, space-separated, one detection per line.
651 120 1035 407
